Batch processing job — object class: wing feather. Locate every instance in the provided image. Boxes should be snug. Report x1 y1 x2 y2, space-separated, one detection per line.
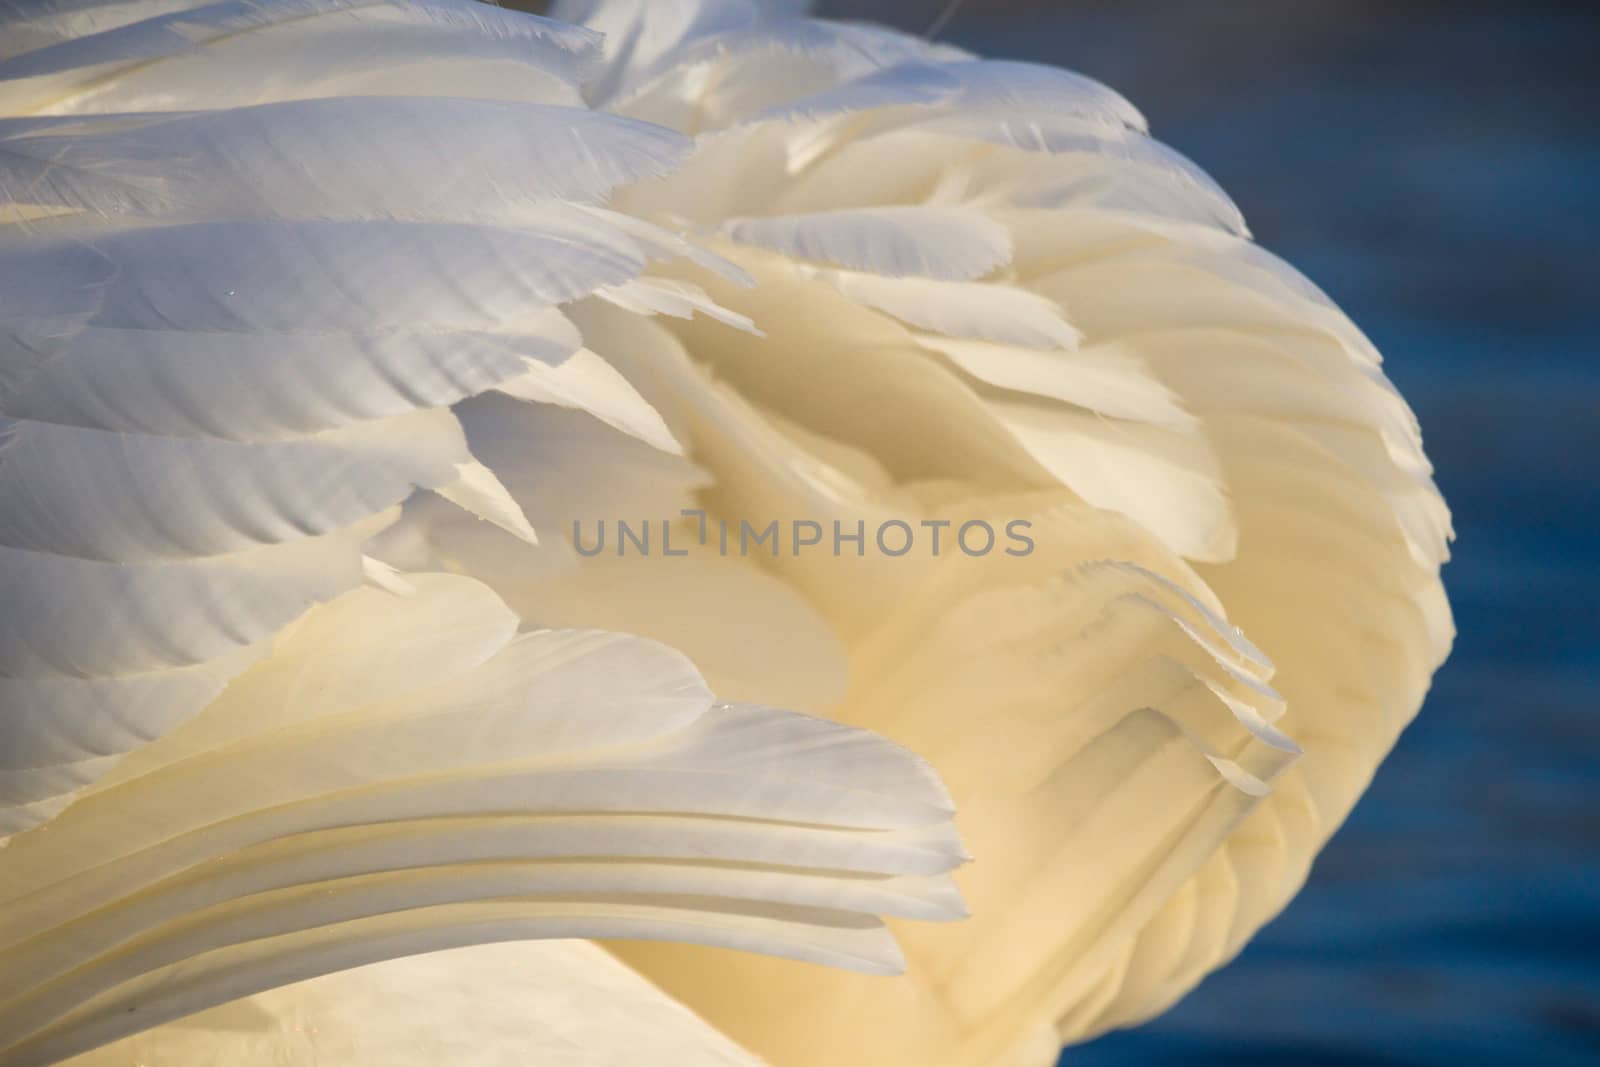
1 1 601 114
62 940 766 1067
0 325 564 441
0 98 689 218
0 409 465 560
0 577 964 1064
2 217 647 333
723 205 1010 280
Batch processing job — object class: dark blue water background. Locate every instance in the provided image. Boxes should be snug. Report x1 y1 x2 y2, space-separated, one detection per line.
820 3 1600 1063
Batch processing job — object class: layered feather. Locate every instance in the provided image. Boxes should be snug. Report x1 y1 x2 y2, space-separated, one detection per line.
550 3 1453 1064
1 12 970 1066
0 1 706 831
0 576 963 1066
2 1 1449 1065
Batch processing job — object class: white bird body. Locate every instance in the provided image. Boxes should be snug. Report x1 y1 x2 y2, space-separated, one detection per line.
0 1 1451 1065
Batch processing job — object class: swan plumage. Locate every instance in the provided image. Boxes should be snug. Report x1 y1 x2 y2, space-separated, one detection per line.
0 1 1450 1064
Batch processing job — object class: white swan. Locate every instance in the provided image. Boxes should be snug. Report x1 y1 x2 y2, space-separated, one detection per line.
0 1 1452 1064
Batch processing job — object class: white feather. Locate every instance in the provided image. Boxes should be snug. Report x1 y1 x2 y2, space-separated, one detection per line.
596 276 761 332
3 1 601 115
0 98 690 218
722 205 1011 279
496 345 685 455
0 408 465 560
755 59 1145 134
0 318 577 441
0 511 388 678
2 216 647 333
433 459 541 546
64 940 767 1067
996 401 1236 563
820 269 1081 349
914 334 1192 424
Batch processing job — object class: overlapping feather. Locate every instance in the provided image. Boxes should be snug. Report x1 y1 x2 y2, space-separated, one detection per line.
0 2 1450 1066
545 3 1452 1063
0 9 969 1066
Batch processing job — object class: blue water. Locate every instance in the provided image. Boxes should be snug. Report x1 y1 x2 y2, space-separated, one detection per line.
824 3 1600 1063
